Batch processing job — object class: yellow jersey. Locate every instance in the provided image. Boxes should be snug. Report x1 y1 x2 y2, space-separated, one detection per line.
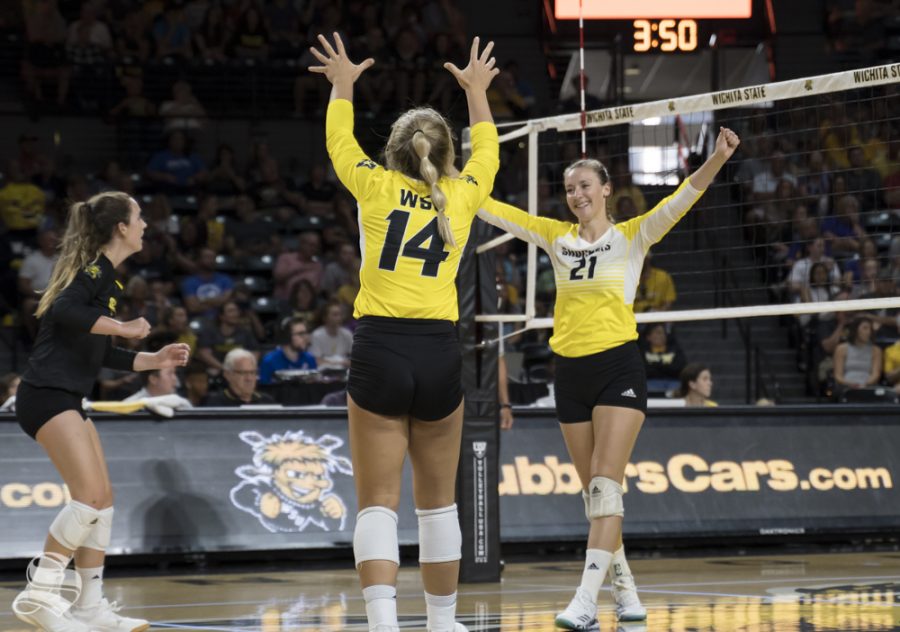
326 99 499 321
478 179 703 357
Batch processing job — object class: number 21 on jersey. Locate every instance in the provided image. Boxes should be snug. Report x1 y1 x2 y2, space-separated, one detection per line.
378 209 448 277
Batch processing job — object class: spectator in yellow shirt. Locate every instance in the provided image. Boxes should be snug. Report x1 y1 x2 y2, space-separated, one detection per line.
0 159 45 235
633 251 675 312
884 339 900 393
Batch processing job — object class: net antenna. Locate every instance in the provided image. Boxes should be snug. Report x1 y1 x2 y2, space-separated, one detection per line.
578 0 587 158
467 63 900 348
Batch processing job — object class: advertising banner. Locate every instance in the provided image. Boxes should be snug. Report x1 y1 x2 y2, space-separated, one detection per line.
0 407 897 560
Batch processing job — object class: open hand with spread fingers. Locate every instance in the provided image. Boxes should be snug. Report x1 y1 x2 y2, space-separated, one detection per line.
308 32 374 85
715 127 740 160
444 36 500 92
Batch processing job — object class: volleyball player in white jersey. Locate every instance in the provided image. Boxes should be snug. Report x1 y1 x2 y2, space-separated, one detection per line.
478 128 740 628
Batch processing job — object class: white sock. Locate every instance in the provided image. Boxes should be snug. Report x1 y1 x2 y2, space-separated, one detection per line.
75 566 104 609
578 549 612 602
362 584 398 629
424 591 457 631
609 546 631 583
30 553 69 592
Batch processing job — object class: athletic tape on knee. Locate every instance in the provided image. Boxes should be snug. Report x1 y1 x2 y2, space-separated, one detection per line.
416 504 461 564
587 476 624 519
81 506 114 551
353 506 399 567
49 501 102 551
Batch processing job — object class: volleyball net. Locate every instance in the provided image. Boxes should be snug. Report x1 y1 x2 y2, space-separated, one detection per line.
469 63 900 403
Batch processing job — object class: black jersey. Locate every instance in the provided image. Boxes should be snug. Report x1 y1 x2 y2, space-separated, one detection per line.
22 254 138 396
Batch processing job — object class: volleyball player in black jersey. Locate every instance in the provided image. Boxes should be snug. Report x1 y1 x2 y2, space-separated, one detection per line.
13 192 189 632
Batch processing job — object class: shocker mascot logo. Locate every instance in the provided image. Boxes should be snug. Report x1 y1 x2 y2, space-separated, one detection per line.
230 430 353 532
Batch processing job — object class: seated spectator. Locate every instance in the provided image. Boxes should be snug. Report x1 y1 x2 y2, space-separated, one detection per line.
279 278 320 323
353 26 395 116
153 2 193 60
842 237 879 283
297 164 338 218
821 194 865 259
487 64 530 120
21 0 70 107
849 257 880 299
609 157 647 217
195 194 225 253
196 301 259 373
833 316 882 398
208 348 276 406
309 302 353 371
614 195 639 222
788 237 842 298
229 5 269 59
321 242 360 296
17 227 59 337
233 282 266 342
123 275 163 326
159 79 206 136
259 318 317 385
558 75 602 113
183 360 209 406
146 130 208 192
124 367 192 409
798 150 832 215
116 8 151 62
274 231 323 299
161 305 198 357
0 159 46 239
884 338 900 394
66 2 112 65
0 372 20 411
860 271 899 341
181 246 234 318
207 144 246 195
391 27 426 108
225 195 276 260
252 159 304 221
676 363 717 407
264 0 301 54
844 146 882 211
193 3 229 62
14 133 51 182
639 323 686 393
751 151 797 202
634 252 675 312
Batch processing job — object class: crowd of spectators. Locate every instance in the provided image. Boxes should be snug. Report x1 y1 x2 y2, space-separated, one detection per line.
9 0 537 123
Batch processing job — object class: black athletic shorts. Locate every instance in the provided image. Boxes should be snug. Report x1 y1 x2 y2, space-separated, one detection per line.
348 316 462 421
554 341 647 423
16 381 87 440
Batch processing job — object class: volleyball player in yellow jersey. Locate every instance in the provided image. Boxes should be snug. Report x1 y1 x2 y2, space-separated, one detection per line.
478 127 740 629
309 33 499 632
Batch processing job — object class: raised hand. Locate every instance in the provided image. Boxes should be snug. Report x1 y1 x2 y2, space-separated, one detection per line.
715 127 740 160
444 36 499 92
308 32 374 85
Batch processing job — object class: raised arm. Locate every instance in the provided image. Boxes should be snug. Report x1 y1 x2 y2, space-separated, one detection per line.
477 198 559 252
444 37 499 127
631 127 740 251
689 127 740 191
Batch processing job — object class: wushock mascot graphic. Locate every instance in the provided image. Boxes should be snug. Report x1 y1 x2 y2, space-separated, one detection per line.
230 430 353 532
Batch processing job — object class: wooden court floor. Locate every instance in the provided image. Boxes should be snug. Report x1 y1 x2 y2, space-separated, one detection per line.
1 551 898 631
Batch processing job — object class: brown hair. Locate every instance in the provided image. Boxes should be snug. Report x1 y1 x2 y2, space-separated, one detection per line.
37 192 134 318
676 362 709 398
384 107 457 247
564 158 613 222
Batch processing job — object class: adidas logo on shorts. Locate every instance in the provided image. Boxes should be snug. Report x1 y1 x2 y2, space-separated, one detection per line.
621 388 637 398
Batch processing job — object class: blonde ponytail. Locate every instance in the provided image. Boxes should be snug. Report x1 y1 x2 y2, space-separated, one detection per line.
36 192 134 318
412 130 455 248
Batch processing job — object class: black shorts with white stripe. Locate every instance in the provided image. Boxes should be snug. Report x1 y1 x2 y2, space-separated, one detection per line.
553 341 648 422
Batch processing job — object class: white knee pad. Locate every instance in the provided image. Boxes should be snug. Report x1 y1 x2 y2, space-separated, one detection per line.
82 506 114 551
586 476 624 519
582 490 590 522
49 501 102 551
416 504 461 564
353 506 399 567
